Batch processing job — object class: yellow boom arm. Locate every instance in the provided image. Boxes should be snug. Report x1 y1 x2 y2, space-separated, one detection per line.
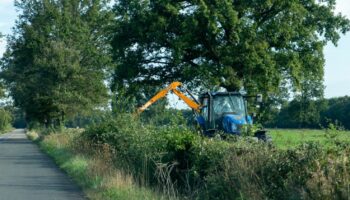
137 82 201 114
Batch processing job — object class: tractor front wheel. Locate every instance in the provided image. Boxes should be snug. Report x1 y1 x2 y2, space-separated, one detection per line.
254 130 272 143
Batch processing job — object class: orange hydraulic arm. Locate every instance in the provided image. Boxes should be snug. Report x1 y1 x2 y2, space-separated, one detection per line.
137 82 201 114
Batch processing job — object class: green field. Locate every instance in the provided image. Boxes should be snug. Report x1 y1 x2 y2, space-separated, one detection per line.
269 129 350 149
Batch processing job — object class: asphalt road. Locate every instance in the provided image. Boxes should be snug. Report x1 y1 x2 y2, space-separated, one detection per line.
0 129 85 200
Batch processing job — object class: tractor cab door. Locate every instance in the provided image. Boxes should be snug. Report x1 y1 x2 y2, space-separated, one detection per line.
198 97 209 129
199 95 218 135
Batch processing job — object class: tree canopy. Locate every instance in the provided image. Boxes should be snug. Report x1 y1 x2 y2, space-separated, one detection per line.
111 0 349 98
0 0 112 125
0 0 349 126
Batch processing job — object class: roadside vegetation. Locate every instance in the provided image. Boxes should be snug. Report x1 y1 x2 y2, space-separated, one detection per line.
28 128 171 200
29 113 350 200
1 0 350 199
0 108 12 134
1 0 349 129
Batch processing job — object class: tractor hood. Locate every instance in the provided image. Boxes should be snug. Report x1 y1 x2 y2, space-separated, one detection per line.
222 114 251 134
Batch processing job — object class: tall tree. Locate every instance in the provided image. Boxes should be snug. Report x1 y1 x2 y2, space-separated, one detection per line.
110 0 349 99
0 0 112 126
0 32 4 98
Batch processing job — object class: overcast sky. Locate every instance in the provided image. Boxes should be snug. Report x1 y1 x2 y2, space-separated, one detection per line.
1 0 349 99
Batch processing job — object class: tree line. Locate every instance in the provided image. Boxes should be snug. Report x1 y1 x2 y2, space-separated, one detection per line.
0 0 349 127
264 96 350 129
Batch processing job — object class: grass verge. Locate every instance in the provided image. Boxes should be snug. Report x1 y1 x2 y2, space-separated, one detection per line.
27 119 350 200
28 129 170 200
0 127 14 135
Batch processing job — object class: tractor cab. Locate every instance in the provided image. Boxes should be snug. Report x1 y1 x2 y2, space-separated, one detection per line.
197 92 253 136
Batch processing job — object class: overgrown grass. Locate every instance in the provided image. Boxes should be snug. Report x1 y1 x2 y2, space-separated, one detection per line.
81 114 350 200
0 126 14 135
30 114 350 200
31 129 171 200
26 130 40 140
270 129 350 149
0 108 12 134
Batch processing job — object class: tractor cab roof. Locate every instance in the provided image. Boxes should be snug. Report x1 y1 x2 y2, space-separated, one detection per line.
199 91 246 98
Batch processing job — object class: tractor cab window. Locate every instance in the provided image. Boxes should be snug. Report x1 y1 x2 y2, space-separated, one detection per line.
213 95 245 121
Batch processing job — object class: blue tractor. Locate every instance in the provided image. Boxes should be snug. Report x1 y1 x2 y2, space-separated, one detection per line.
138 82 269 141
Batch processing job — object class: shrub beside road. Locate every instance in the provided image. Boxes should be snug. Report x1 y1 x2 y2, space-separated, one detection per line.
31 114 350 200
0 108 12 134
29 129 169 200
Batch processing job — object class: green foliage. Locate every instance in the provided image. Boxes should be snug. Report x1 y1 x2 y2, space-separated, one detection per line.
11 108 26 128
111 0 349 100
324 122 342 140
65 109 110 128
0 106 27 128
0 82 5 98
0 0 112 126
273 98 328 128
39 129 172 200
322 96 350 129
266 96 350 130
0 108 12 132
141 107 189 127
83 114 350 199
242 123 263 137
111 83 170 115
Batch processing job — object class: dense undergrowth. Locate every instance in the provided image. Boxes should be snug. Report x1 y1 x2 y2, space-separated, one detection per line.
33 113 350 200
83 114 350 199
0 108 12 134
28 129 170 200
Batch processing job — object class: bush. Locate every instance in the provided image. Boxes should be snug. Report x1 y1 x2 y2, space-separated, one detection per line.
82 114 350 199
0 108 12 132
